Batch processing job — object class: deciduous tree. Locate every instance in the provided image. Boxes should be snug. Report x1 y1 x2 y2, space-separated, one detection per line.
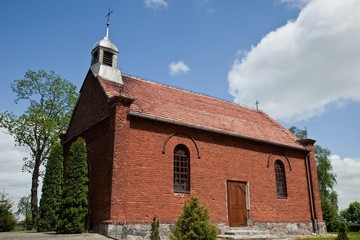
16 195 32 230
0 70 78 228
341 201 360 225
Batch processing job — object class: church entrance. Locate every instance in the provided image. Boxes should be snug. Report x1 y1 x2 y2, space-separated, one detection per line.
227 181 247 227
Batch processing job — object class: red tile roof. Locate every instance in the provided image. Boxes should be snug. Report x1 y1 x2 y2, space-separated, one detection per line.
99 75 307 151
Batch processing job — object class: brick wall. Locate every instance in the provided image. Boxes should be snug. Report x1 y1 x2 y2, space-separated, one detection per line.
66 71 110 141
108 112 317 226
63 72 114 226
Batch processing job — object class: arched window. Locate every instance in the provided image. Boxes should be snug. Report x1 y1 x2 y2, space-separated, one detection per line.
173 144 190 193
275 160 287 198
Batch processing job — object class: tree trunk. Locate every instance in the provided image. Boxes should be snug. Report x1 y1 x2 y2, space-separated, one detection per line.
31 156 41 229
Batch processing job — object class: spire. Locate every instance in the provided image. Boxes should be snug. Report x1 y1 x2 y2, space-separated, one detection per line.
90 8 123 85
105 8 113 39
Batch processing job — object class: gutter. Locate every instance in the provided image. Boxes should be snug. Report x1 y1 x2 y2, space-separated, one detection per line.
128 111 309 152
304 152 319 234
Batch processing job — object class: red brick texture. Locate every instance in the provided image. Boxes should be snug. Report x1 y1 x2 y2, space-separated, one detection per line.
62 72 323 230
108 116 316 224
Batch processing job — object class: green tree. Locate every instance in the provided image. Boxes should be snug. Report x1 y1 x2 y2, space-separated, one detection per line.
170 196 219 240
336 222 349 240
56 138 88 234
150 215 161 240
0 70 78 228
316 145 339 231
340 201 360 225
289 126 308 139
289 126 339 231
37 142 63 232
16 195 32 230
0 190 16 232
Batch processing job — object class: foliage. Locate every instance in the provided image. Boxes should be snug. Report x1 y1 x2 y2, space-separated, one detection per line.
37 142 63 232
170 196 219 240
348 224 360 232
315 145 339 231
0 69 78 228
289 126 308 139
336 222 349 240
315 145 337 202
0 190 17 232
16 195 32 230
323 199 340 231
56 138 88 234
340 201 360 225
289 126 339 231
150 215 161 240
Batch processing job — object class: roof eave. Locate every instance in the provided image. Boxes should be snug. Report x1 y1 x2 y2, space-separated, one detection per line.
128 111 310 152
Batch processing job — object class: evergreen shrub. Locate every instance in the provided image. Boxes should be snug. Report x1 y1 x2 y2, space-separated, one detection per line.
0 191 16 232
38 142 63 232
170 196 219 240
150 215 161 240
336 222 350 240
56 138 88 233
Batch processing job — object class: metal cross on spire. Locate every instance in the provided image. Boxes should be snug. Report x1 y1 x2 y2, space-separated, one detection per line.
255 100 260 110
105 7 114 38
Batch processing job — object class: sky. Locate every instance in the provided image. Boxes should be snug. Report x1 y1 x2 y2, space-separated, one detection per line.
0 0 359 213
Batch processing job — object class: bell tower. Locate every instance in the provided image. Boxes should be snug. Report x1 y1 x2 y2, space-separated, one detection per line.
90 9 123 84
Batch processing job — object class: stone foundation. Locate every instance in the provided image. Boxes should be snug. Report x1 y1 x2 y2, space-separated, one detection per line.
96 223 172 240
251 221 327 236
95 221 326 239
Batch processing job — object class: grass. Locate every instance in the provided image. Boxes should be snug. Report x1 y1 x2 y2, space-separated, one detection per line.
297 232 360 240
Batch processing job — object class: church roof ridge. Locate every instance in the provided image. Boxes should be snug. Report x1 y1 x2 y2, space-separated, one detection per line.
98 73 307 151
122 73 258 113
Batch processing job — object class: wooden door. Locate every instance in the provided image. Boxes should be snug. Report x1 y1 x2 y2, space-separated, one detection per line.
227 181 247 227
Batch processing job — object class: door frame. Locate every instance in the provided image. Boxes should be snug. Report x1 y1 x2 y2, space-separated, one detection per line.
226 180 249 227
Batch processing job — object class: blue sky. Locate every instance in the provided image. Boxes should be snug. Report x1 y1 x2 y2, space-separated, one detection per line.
0 0 359 212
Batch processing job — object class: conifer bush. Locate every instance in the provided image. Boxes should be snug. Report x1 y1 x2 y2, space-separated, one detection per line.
0 191 16 232
56 138 88 233
170 196 219 240
336 222 350 240
150 215 161 240
38 142 63 232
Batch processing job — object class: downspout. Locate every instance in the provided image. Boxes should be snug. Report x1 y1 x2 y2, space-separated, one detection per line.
305 152 318 234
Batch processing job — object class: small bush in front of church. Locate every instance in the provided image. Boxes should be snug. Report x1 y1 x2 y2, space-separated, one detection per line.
336 222 349 240
170 196 219 240
150 215 161 240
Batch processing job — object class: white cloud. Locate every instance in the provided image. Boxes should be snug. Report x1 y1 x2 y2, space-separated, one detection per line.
169 60 191 76
277 0 310 8
0 129 31 212
228 0 360 121
330 155 360 210
144 0 168 9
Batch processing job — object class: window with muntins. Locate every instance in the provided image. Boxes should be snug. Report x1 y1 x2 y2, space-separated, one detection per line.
174 144 190 193
275 160 287 198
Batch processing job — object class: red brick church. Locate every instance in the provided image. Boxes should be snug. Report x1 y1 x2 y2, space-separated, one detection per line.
61 23 325 239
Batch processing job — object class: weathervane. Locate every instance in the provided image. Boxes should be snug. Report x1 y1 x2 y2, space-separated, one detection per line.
255 100 260 110
105 7 114 38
